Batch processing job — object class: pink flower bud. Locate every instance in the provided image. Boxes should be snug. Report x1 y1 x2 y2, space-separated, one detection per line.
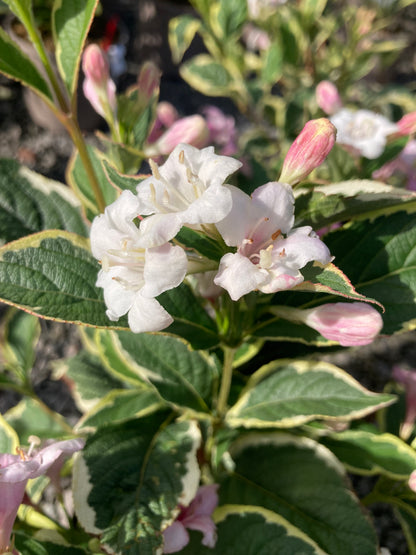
82 44 110 86
137 61 161 103
280 118 337 185
302 302 383 346
397 112 416 136
316 81 343 115
409 470 416 492
82 44 116 119
146 115 210 156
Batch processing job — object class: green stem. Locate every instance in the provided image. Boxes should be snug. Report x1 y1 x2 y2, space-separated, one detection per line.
216 346 237 418
66 116 106 213
17 12 69 113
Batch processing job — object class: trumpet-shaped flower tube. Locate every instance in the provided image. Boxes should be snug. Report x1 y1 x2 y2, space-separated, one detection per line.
214 182 332 300
136 144 242 247
392 366 416 440
90 190 188 333
163 484 219 553
146 115 210 157
0 438 84 553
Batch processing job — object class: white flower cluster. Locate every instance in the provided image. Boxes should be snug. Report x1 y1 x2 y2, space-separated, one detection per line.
90 144 332 333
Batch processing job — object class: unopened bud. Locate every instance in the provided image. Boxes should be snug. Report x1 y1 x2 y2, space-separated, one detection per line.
316 81 342 115
157 102 179 128
147 115 209 156
397 112 416 136
280 118 336 185
303 302 383 346
137 61 161 103
82 44 117 119
82 44 110 86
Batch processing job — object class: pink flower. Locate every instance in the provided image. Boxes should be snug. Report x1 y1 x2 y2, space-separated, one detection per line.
302 302 383 346
82 44 117 119
148 102 179 144
409 469 416 492
146 115 210 156
0 438 84 552
397 112 416 136
214 182 332 300
137 61 161 104
316 81 343 115
202 106 238 156
163 484 219 553
279 119 337 185
392 366 416 440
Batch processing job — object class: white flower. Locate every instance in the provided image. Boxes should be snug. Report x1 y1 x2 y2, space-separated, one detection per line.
90 190 187 333
136 144 242 247
214 182 332 300
330 108 398 159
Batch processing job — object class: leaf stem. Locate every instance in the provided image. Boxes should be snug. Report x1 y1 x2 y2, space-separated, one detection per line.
65 116 106 213
216 346 237 418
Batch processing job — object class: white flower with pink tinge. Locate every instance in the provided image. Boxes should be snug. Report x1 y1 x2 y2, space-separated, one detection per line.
136 144 242 248
163 484 219 553
214 182 332 300
90 190 188 333
0 437 84 554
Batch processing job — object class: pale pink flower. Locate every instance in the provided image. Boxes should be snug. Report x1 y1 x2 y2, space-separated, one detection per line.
279 119 337 185
372 139 416 191
330 108 397 159
397 112 416 136
0 438 84 553
214 182 332 300
90 190 188 333
409 469 416 492
392 366 416 440
146 115 210 157
302 302 383 346
82 44 117 120
202 106 238 156
163 485 219 553
316 81 343 115
241 23 271 51
148 102 179 143
136 144 242 248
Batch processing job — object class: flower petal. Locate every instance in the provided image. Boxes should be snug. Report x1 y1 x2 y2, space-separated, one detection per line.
214 252 268 300
163 521 190 554
128 293 173 333
142 243 188 297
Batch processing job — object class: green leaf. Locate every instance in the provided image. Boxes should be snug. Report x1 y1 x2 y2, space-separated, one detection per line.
294 180 416 229
78 389 165 430
0 413 19 453
214 0 247 38
158 282 220 350
260 40 283 85
5 398 68 443
73 415 201 554
55 350 127 413
14 532 87 555
176 226 227 261
320 430 416 479
1 309 40 375
114 330 219 413
52 0 98 97
181 505 326 554
324 211 416 334
293 262 382 306
221 433 378 555
0 231 125 328
66 145 118 220
0 26 53 103
169 15 201 64
102 158 148 193
0 159 88 242
226 359 394 428
180 54 232 96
